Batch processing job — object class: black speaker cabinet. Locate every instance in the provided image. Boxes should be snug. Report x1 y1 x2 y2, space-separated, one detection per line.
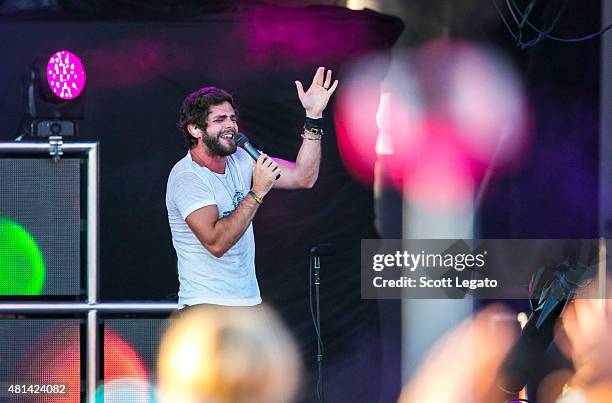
0 142 98 299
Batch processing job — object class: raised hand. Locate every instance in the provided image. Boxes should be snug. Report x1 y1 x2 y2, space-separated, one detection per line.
559 282 612 389
295 66 339 119
398 305 516 403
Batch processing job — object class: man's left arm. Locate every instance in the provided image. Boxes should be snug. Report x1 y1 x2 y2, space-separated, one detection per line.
272 139 320 189
272 66 338 190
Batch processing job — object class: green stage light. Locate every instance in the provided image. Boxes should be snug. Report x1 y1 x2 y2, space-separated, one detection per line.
0 217 45 295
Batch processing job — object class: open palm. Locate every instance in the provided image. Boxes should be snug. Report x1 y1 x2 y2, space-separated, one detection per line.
295 66 339 119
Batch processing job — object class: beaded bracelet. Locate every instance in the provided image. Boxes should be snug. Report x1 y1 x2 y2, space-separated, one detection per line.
301 133 322 141
248 191 263 204
302 127 323 140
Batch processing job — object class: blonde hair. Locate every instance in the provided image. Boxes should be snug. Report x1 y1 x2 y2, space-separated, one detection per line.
157 305 301 403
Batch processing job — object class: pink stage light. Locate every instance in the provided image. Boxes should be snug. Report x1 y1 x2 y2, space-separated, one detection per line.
16 323 81 402
104 328 149 382
46 50 86 100
96 328 151 402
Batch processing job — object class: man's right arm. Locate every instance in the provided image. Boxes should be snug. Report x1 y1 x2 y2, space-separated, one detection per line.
185 154 279 258
185 195 260 258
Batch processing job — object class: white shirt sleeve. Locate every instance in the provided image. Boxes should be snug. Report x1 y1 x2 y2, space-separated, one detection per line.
171 171 216 219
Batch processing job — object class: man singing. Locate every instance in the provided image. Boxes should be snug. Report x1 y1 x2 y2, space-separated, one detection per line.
166 67 338 308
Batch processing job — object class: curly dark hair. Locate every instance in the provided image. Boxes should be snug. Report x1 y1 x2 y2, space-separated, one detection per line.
177 87 237 149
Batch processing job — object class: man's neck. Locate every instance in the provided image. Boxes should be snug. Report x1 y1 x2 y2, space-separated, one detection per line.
190 145 226 174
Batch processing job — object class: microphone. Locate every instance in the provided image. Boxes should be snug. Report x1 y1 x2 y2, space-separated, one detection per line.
310 244 336 256
235 132 280 180
498 259 596 394
498 304 562 394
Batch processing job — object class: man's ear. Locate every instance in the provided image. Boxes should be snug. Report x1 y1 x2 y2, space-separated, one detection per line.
187 123 201 139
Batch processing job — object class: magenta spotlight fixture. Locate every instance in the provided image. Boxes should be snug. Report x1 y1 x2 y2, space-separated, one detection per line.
46 50 86 100
21 49 87 138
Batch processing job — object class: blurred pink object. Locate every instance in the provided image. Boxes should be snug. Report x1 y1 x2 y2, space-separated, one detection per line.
335 39 531 209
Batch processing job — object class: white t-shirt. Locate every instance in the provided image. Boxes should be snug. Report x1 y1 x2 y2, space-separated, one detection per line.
165 147 261 307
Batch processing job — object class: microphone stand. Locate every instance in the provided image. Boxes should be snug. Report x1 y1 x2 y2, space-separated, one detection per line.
309 244 334 403
313 253 324 403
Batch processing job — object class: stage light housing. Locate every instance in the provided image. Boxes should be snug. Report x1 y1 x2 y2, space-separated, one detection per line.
22 49 87 137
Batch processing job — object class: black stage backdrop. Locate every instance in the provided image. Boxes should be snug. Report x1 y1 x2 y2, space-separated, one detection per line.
479 0 601 239
0 5 403 402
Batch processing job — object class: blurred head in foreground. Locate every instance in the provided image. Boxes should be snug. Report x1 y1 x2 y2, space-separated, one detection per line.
157 305 301 403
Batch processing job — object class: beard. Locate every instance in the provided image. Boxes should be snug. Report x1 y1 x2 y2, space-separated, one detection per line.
202 130 237 157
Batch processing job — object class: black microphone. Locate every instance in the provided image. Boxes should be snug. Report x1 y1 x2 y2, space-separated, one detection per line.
498 304 562 395
310 244 336 256
498 259 596 394
235 132 280 180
